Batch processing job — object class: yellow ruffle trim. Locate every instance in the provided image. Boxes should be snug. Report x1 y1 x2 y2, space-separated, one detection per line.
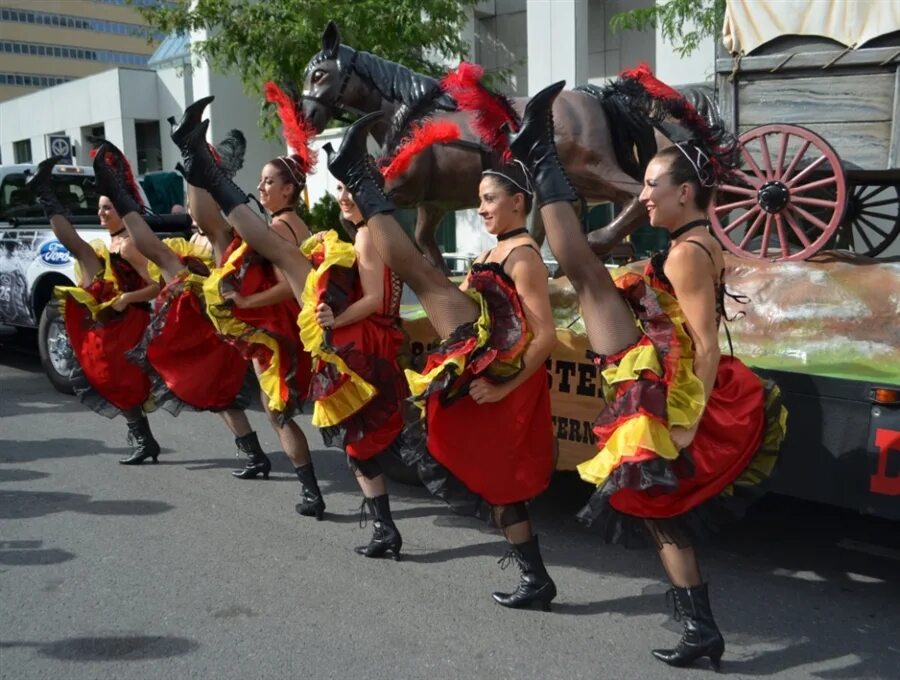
200 240 288 415
297 230 377 428
144 237 214 284
576 274 708 488
577 414 679 485
54 241 122 318
404 288 492 410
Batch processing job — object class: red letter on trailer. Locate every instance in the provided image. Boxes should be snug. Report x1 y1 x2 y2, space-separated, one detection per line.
870 428 900 496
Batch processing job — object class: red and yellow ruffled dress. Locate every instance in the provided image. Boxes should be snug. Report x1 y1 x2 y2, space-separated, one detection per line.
575 254 788 542
298 230 407 459
202 234 312 424
403 256 555 515
54 241 153 417
131 238 250 414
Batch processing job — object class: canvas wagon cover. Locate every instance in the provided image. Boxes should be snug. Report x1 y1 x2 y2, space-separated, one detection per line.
723 0 900 55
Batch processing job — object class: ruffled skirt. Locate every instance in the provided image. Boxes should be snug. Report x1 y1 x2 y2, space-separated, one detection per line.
402 275 555 514
575 272 787 543
203 240 310 424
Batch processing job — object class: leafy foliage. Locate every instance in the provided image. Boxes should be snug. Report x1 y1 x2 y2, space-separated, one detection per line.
610 0 726 58
298 193 347 240
138 0 480 92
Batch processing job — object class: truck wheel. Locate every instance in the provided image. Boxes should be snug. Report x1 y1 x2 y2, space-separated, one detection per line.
38 303 76 394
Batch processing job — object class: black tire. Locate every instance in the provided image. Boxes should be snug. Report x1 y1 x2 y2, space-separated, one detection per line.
377 440 422 487
38 302 76 394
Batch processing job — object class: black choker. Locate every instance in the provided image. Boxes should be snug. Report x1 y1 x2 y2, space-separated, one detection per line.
670 219 710 240
109 227 127 237
497 227 529 241
270 207 294 219
354 220 366 229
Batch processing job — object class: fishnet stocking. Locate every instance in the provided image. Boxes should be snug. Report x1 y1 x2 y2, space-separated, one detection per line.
540 203 640 355
645 518 703 587
366 214 478 339
493 503 532 544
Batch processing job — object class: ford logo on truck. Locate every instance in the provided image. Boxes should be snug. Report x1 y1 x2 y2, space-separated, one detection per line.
39 240 71 266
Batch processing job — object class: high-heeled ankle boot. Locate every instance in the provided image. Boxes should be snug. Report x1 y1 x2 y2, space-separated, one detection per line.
92 142 143 217
652 583 725 670
295 463 326 520
174 119 250 215
232 431 271 480
506 81 579 208
168 95 215 152
120 416 161 465
491 534 557 611
26 155 67 218
323 111 396 221
355 494 402 560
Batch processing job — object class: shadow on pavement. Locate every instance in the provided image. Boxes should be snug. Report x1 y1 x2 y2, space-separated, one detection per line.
0 539 75 566
0 635 200 661
0 468 50 483
0 438 130 463
0 490 174 520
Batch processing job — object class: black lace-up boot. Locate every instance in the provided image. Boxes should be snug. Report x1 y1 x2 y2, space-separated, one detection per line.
295 463 326 520
232 431 271 480
491 535 557 611
26 155 67 218
652 583 725 670
120 416 161 465
173 119 250 215
354 494 402 560
506 81 579 208
323 111 396 221
168 95 215 153
92 143 142 217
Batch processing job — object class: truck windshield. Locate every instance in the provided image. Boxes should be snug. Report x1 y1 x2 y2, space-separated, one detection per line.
0 171 100 220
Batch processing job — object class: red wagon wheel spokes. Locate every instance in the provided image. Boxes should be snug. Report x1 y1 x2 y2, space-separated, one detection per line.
710 124 847 260
841 183 900 257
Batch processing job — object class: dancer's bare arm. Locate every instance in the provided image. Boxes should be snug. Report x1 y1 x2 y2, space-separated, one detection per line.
665 245 721 448
224 268 293 309
469 249 557 404
111 238 160 310
316 228 384 329
48 215 102 285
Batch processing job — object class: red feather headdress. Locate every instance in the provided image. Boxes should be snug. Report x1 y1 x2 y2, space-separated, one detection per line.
618 63 737 181
379 120 461 181
441 62 520 160
264 80 317 176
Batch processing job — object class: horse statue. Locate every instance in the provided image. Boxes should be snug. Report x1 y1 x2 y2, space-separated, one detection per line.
300 22 715 273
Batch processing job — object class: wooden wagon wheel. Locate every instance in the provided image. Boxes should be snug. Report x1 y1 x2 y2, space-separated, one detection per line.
709 124 847 260
838 183 900 257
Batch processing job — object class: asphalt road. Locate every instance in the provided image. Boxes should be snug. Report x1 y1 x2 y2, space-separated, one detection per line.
2 330 899 680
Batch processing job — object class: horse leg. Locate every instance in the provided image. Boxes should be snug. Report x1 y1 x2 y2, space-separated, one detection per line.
586 197 647 257
414 204 450 275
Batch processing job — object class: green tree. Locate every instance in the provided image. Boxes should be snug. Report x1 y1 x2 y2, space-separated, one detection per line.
611 0 726 58
138 0 480 93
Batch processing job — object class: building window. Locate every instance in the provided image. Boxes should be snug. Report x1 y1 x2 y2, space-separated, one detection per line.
0 41 149 66
14 140 32 164
0 8 161 41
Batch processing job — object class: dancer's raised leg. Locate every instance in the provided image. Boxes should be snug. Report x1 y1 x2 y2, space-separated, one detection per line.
508 83 640 355
325 112 478 339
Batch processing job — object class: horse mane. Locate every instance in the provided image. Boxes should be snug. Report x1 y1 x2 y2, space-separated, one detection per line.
309 44 456 151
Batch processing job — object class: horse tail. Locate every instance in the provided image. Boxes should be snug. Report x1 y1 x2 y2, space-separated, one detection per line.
612 64 738 181
574 83 657 182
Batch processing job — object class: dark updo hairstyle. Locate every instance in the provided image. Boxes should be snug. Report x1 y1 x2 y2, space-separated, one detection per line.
654 142 717 210
268 154 307 206
482 159 534 214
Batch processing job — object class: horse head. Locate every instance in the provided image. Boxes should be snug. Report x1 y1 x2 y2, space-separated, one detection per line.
301 21 368 132
301 21 457 144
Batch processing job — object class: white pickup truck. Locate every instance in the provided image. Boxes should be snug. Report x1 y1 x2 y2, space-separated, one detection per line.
0 163 190 392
